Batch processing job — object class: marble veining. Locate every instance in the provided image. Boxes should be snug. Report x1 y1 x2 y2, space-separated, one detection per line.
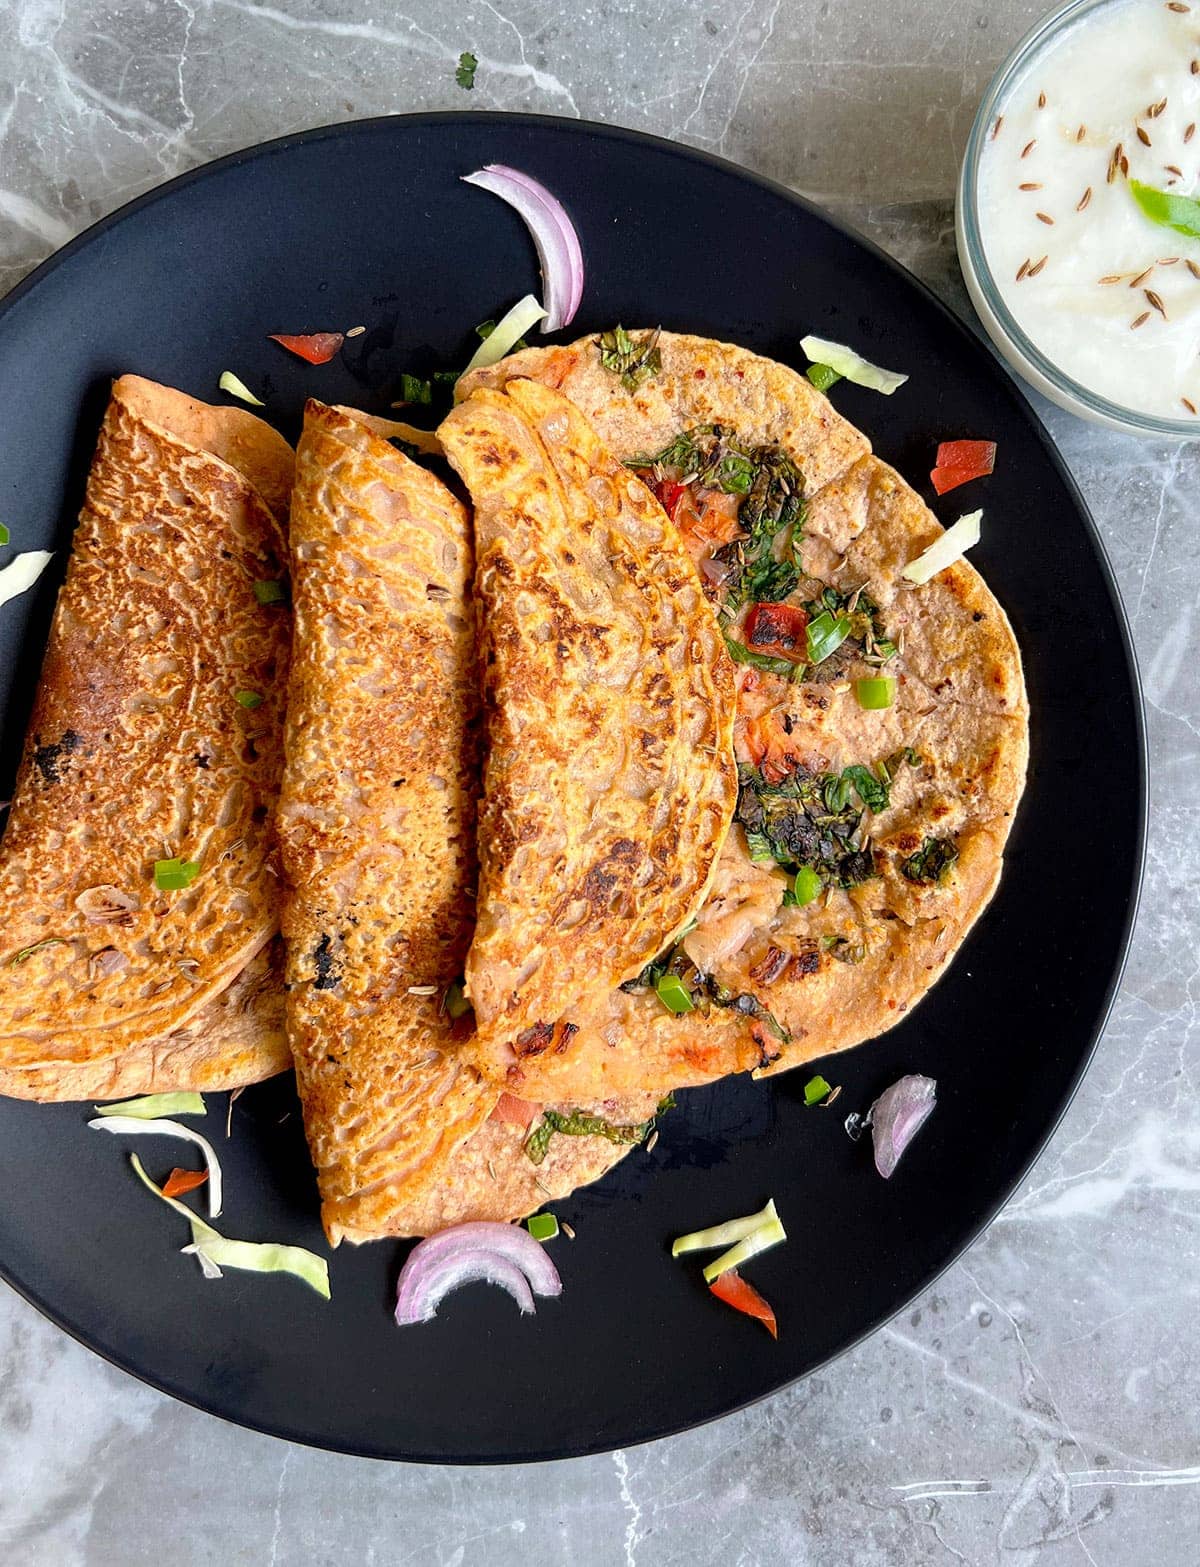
1 2 1197 1563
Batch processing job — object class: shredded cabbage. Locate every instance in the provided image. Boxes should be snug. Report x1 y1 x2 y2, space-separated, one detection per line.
129 1155 330 1299
901 510 983 586
800 335 908 395
94 1092 205 1120
181 1237 331 1299
0 551 53 611
464 294 547 373
218 370 265 406
671 1199 780 1258
702 1215 788 1284
89 1116 223 1216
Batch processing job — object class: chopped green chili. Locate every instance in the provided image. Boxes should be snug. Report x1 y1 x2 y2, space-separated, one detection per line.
154 857 201 891
526 1212 559 1241
855 676 896 709
803 1074 832 1106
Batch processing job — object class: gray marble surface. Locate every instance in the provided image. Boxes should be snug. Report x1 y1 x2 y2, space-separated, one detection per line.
0 1 1195 1562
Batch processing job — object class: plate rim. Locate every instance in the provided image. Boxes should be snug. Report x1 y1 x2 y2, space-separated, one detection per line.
0 109 1148 1464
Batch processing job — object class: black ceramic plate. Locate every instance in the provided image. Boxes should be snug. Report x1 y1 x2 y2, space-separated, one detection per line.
0 114 1144 1463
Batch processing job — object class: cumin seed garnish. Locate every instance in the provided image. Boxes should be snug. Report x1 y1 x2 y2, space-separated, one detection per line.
1037 91 1047 109
1148 98 1168 118
1186 123 1196 143
1136 124 1152 147
1193 60 1200 74
1130 311 1152 328
1167 1 1190 11
1076 124 1087 142
1120 152 1130 175
1036 211 1054 225
1130 266 1155 287
1159 256 1180 265
1165 164 1184 177
1028 255 1049 277
1077 186 1092 211
991 114 1004 139
1019 181 1043 190
1016 257 1032 282
1099 273 1125 284
1183 397 1198 414
1021 138 1037 158
561 1221 576 1240
1145 288 1168 318
1188 259 1200 279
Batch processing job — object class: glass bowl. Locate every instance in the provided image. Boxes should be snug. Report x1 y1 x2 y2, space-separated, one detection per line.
956 0 1198 440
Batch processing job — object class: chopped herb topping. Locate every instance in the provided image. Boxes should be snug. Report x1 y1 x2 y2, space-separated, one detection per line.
455 49 478 89
822 934 868 964
722 630 806 682
627 425 806 608
253 579 288 606
154 857 200 891
801 583 896 679
599 325 663 392
525 1095 675 1165
736 751 920 889
900 836 960 885
235 690 263 709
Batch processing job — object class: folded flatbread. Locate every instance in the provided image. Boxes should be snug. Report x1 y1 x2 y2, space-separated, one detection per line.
453 332 1028 1100
279 402 654 1243
438 378 737 1072
0 375 294 1092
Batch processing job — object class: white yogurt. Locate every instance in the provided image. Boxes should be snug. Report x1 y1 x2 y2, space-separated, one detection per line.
978 0 1200 420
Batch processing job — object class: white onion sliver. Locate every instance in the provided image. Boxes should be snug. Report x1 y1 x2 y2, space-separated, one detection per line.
89 1116 223 1217
870 1074 937 1179
395 1251 536 1325
463 294 549 374
0 551 53 612
461 165 584 331
901 510 982 586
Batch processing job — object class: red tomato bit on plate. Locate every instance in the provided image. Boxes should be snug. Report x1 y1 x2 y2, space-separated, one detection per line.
161 1166 209 1199
930 439 996 496
709 1268 778 1338
268 332 346 364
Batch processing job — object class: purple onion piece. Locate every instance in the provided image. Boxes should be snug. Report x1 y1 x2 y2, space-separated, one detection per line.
701 554 735 587
394 1220 563 1326
461 165 584 332
869 1074 937 1179
395 1251 535 1325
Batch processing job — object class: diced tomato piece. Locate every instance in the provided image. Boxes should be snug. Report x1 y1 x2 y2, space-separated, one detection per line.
490 1091 536 1129
161 1167 208 1199
268 331 346 364
743 602 808 660
710 1268 778 1338
930 439 995 494
694 490 742 546
738 713 800 782
653 479 688 521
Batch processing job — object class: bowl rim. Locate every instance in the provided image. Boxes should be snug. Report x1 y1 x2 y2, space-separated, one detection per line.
959 0 1200 439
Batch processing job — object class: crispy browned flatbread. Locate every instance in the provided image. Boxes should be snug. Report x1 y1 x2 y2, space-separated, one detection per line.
279 402 651 1243
0 374 293 1074
450 333 1027 1099
0 940 289 1101
438 379 737 1071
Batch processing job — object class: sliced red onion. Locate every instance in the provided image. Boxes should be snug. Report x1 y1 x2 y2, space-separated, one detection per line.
700 554 735 587
869 1074 937 1178
394 1220 562 1325
461 165 584 332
